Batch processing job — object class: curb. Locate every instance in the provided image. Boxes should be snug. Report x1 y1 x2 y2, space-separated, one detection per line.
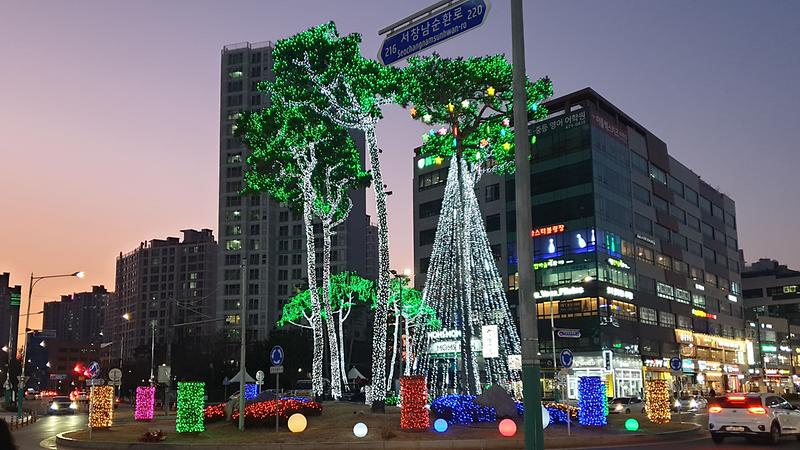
56 423 702 450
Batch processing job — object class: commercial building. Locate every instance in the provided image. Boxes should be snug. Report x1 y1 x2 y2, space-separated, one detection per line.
42 285 110 345
107 229 217 369
217 41 372 343
0 273 21 390
742 258 800 392
413 88 747 398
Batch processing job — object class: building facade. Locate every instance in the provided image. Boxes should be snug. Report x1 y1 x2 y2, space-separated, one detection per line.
0 273 21 390
742 258 800 392
413 88 748 398
217 41 371 343
42 285 110 345
107 229 217 368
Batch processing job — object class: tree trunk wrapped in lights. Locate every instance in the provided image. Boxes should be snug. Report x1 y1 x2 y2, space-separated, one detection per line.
238 103 368 398
265 22 402 404
399 53 553 396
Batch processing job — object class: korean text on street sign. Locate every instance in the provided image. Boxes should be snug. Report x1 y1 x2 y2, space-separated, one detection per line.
379 0 490 65
556 328 581 339
270 366 284 375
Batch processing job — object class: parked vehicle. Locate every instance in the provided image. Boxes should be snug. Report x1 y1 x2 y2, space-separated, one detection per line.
708 393 800 444
609 397 646 414
24 389 41 400
48 396 78 415
674 395 708 411
292 379 331 399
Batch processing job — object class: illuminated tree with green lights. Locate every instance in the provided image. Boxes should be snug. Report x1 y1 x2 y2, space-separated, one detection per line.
385 276 438 391
238 103 368 399
264 22 402 405
399 53 553 396
278 272 376 390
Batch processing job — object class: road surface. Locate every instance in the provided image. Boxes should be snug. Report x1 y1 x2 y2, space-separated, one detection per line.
11 412 86 449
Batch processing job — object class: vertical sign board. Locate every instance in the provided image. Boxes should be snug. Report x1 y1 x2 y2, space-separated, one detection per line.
481 325 499 358
379 0 490 65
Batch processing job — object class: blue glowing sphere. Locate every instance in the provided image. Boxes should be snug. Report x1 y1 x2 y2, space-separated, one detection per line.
433 418 448 432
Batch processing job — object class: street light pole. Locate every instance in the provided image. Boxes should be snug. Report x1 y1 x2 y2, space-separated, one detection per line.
510 0 545 448
238 257 247 431
18 271 83 418
149 320 157 383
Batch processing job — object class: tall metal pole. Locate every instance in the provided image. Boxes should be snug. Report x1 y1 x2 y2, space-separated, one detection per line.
17 274 34 418
511 0 545 448
238 257 247 431
550 297 558 399
149 320 156 383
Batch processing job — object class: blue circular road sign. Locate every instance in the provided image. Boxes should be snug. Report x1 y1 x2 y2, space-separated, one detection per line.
669 357 682 372
270 346 284 366
559 349 574 369
87 361 100 379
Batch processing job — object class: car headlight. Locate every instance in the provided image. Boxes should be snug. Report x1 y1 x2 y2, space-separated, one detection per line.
50 403 59 410
689 400 698 409
674 400 681 408
614 404 623 411
70 402 78 410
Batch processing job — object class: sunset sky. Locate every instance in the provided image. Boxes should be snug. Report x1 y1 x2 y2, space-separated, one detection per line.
1 0 798 334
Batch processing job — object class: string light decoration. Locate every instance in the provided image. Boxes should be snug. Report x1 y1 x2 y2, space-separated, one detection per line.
645 379 671 424
278 272 376 393
176 382 205 433
88 386 114 429
288 413 307 433
402 54 553 397
231 399 323 426
387 278 439 390
135 386 155 421
263 23 403 404
400 376 429 431
542 402 578 423
238 89 369 399
577 377 607 427
430 394 496 424
204 403 226 423
245 383 258 401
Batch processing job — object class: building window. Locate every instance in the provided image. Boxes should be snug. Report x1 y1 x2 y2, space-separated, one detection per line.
659 311 675 328
225 240 242 251
418 168 448 191
419 199 443 218
656 282 674 300
653 195 668 212
675 288 691 304
631 152 648 174
420 257 430 274
649 164 667 185
419 228 437 246
485 183 500 202
632 183 651 206
639 307 657 325
670 204 686 224
687 239 702 257
485 214 501 232
638 275 655 294
677 315 692 330
656 253 672 270
724 211 736 228
225 314 240 325
673 259 689 275
654 223 670 242
730 281 741 295
686 214 700 232
704 272 717 287
692 293 706 308
700 196 712 214
634 213 652 235
636 246 654 265
668 175 684 197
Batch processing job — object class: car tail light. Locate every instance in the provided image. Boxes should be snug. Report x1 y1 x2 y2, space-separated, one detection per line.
747 406 767 415
728 396 745 401
709 406 722 413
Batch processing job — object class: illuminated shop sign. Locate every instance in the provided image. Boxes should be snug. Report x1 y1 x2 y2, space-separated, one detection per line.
761 345 777 353
607 258 630 269
635 234 656 246
532 224 565 237
428 330 460 340
530 109 587 136
533 286 585 299
592 114 628 144
533 259 574 270
783 285 798 294
779 345 791 353
692 309 717 319
605 286 634 300
694 284 705 291
675 329 694 344
727 294 738 303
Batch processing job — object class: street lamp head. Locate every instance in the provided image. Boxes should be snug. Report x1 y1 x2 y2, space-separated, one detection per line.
74 271 85 279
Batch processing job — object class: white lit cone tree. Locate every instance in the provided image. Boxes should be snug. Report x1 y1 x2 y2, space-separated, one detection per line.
267 22 402 406
399 54 552 396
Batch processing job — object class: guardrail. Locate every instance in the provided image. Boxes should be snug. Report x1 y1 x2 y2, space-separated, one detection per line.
2 411 37 430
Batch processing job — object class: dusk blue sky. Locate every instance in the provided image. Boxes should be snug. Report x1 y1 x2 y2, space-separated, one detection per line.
1 0 798 328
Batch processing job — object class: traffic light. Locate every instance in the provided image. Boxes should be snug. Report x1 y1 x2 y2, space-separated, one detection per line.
9 286 21 307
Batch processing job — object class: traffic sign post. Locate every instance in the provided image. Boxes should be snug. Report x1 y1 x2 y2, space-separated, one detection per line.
556 329 581 339
255 370 264 394
378 0 490 65
270 346 284 433
559 349 574 369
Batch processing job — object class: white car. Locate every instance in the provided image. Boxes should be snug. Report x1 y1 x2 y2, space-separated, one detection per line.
609 397 646 414
673 395 707 412
708 393 800 444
